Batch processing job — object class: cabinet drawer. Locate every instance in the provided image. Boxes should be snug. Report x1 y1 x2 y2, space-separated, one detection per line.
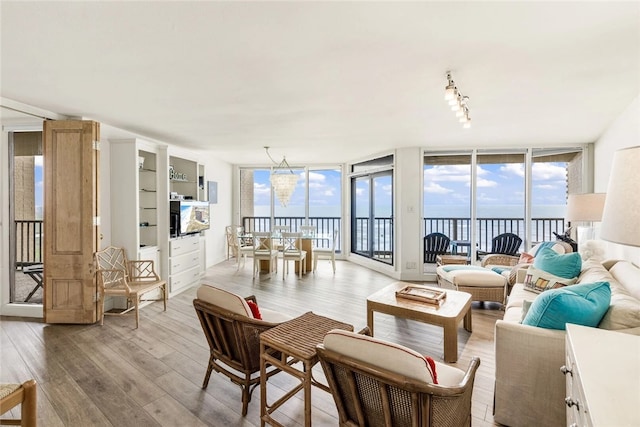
170 266 200 294
170 251 200 275
170 235 199 256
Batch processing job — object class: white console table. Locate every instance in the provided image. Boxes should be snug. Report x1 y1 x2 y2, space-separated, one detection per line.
564 324 640 426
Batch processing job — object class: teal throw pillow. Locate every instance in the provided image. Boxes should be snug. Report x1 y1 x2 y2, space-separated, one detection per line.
522 281 611 330
533 247 582 279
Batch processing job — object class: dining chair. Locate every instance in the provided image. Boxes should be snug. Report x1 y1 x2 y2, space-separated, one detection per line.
225 225 239 260
313 228 339 274
272 225 290 252
235 228 254 270
281 232 307 279
0 379 37 427
252 232 278 278
300 225 316 237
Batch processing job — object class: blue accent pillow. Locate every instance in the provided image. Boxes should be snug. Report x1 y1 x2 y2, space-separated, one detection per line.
522 281 611 330
533 247 582 279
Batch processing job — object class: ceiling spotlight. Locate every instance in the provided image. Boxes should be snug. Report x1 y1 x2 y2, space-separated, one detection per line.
444 71 471 129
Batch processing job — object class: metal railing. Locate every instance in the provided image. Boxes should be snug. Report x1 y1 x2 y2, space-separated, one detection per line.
14 220 43 269
242 216 341 251
243 215 565 260
424 217 566 254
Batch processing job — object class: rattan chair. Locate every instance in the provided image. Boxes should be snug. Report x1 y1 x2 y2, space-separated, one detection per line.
0 379 37 426
193 286 290 416
94 246 167 328
317 329 480 427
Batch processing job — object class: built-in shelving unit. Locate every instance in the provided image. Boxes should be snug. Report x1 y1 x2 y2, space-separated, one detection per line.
138 150 158 247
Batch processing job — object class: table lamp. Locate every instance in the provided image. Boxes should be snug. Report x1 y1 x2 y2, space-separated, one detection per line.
565 193 606 243
600 146 640 247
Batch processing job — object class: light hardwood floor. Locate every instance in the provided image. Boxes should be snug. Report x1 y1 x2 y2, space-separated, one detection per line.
1 258 502 426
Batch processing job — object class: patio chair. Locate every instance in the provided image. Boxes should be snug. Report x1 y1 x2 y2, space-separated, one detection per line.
193 285 292 416
94 246 167 328
0 379 37 427
317 329 481 427
423 232 451 263
477 232 522 262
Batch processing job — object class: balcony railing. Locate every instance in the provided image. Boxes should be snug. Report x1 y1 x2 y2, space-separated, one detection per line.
242 217 341 251
426 217 566 254
14 219 43 269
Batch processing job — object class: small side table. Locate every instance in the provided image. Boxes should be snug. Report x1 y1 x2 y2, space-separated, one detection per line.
436 254 469 267
260 311 353 427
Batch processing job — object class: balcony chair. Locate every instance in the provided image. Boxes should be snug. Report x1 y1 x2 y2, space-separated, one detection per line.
313 228 339 274
317 329 481 427
423 232 451 263
94 246 167 328
281 232 307 279
252 232 278 278
476 232 522 264
0 379 37 427
193 285 292 416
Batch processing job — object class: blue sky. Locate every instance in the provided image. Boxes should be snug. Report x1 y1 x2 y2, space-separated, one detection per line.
424 162 568 209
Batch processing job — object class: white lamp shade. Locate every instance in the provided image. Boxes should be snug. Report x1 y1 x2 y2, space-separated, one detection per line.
600 146 640 247
565 193 606 222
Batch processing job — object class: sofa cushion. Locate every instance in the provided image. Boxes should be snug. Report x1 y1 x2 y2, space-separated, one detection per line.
610 261 640 301
524 265 578 293
197 284 252 317
522 281 611 330
323 329 465 386
533 247 582 279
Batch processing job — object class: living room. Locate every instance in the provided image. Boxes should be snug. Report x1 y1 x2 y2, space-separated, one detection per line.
1 2 639 426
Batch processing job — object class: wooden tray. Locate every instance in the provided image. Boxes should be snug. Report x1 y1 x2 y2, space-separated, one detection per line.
396 285 447 304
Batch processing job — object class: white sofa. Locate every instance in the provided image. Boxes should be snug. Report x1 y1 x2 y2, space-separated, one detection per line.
493 258 640 427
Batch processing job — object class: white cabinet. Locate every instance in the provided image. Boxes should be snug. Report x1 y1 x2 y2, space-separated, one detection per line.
564 324 640 427
109 139 163 259
169 234 201 294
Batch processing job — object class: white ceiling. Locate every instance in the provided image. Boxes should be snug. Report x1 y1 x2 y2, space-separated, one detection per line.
2 1 639 165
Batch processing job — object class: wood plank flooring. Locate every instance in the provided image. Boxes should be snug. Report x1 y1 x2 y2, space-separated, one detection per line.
1 258 502 426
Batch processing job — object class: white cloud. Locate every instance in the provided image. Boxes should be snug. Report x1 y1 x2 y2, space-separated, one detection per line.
308 171 326 182
425 165 471 183
34 155 43 167
500 163 524 177
535 184 556 190
424 182 453 194
533 162 566 180
254 182 270 195
477 178 498 187
323 189 334 197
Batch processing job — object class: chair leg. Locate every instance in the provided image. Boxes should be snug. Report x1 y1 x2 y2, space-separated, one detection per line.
331 256 336 274
134 297 140 329
162 283 168 312
313 255 318 274
202 357 215 389
22 379 37 427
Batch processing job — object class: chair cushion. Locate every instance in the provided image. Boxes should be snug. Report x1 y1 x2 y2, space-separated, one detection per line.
323 329 465 386
259 308 293 323
522 281 611 330
523 265 578 294
196 284 252 317
533 247 582 279
437 266 506 288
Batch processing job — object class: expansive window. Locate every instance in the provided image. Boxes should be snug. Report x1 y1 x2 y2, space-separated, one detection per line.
350 155 394 265
424 147 584 263
239 166 342 251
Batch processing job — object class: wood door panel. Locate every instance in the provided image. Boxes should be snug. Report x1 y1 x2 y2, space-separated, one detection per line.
44 120 100 324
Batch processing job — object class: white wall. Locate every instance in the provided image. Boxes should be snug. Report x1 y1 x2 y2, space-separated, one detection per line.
594 94 640 265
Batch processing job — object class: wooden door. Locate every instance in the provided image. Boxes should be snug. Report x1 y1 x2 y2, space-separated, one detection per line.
43 120 100 324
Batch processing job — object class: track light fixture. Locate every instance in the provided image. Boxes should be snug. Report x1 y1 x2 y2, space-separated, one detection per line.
445 71 471 128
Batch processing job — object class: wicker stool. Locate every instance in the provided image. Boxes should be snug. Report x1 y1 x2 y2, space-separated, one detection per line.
436 265 507 305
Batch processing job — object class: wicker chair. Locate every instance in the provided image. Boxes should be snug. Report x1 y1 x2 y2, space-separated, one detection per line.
317 329 480 427
193 285 291 416
0 379 37 427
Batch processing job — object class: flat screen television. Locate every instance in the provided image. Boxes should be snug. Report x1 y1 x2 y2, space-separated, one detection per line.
170 200 210 236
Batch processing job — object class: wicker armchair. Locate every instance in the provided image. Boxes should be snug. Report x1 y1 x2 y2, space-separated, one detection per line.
317 329 481 427
193 285 291 416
